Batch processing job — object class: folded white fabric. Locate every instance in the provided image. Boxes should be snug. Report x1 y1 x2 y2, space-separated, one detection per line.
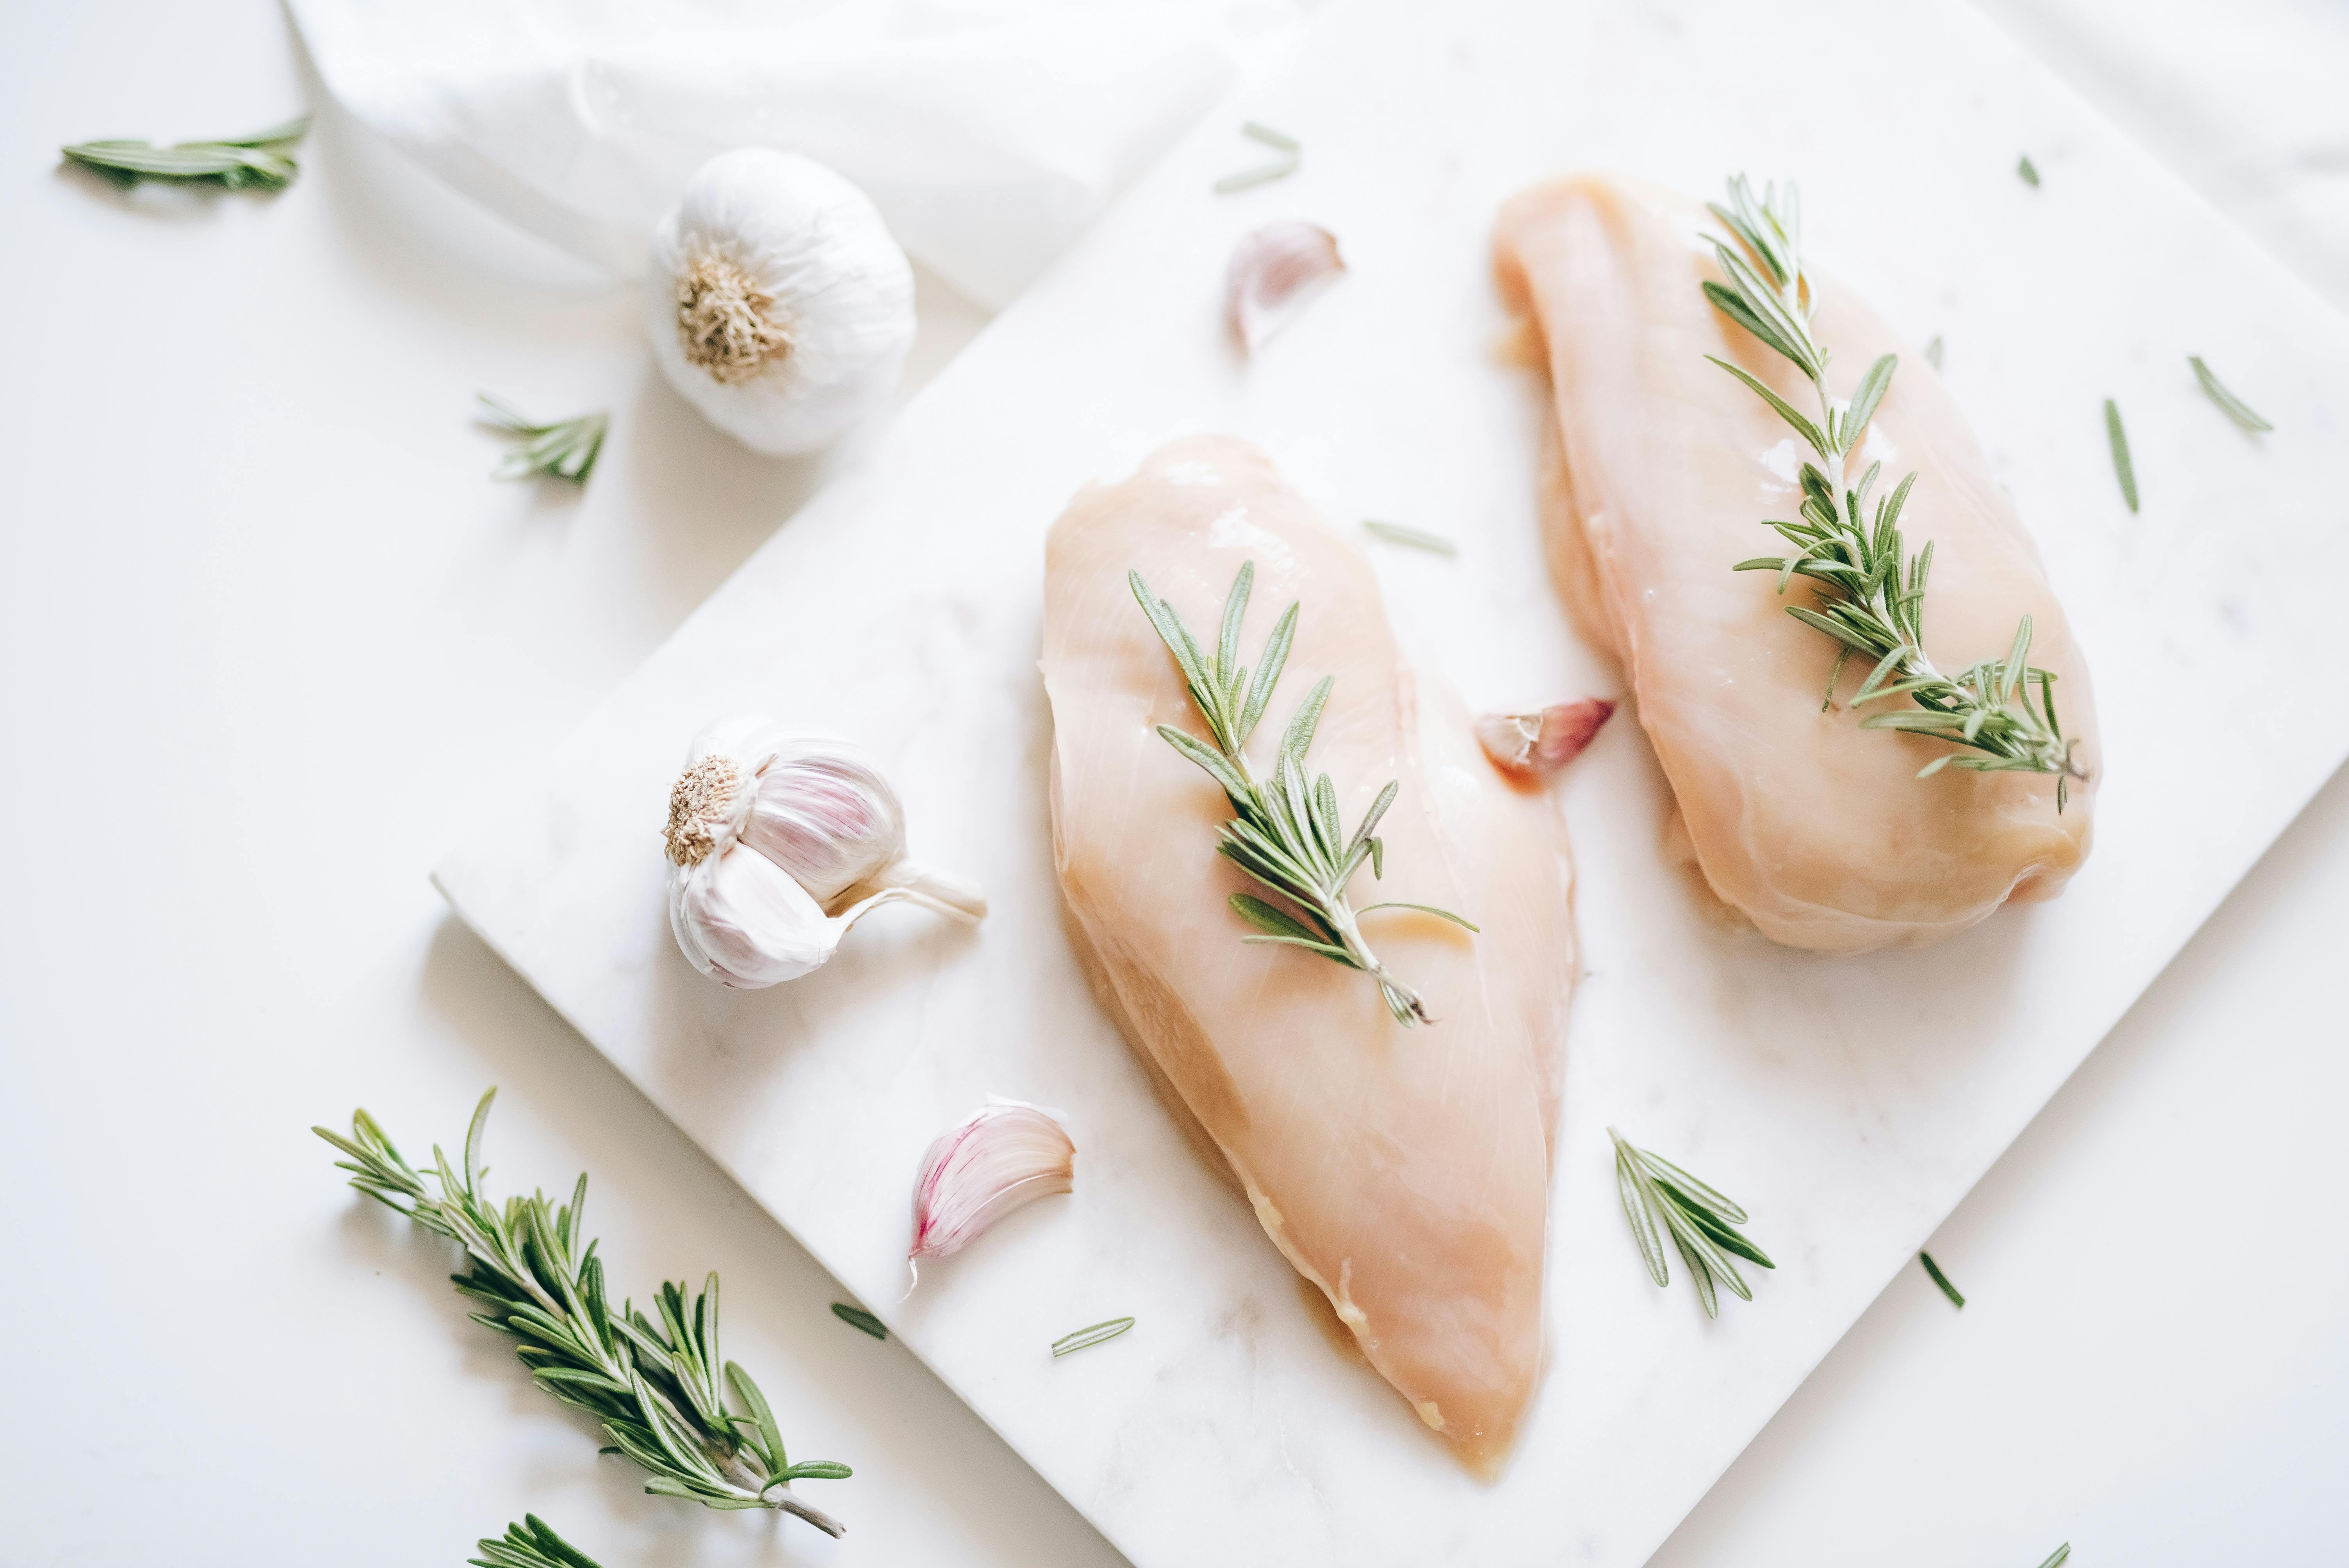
287 0 1290 308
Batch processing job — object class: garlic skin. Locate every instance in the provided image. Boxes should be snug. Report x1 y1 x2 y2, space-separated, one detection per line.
1476 698 1617 780
645 149 917 456
1225 220 1346 354
908 1100 1075 1284
663 717 984 989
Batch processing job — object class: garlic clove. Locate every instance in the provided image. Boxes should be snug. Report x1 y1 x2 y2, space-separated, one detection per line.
644 148 916 456
1476 698 1618 779
668 840 843 988
1225 219 1346 354
741 736 909 906
907 1100 1075 1284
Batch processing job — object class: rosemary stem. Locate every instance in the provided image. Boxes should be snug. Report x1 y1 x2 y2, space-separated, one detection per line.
765 1490 847 1538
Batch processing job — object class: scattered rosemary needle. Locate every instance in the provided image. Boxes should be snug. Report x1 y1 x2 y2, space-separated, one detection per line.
2035 1545 2071 1568
471 1516 604 1568
2017 155 2041 188
831 1302 888 1340
2188 355 2273 432
1214 120 1301 193
1363 519 1458 556
62 116 308 191
1701 175 2087 807
1130 560 1477 1025
1051 1317 1135 1357
315 1090 852 1536
1923 335 1945 372
1919 1250 1966 1309
2104 397 2138 513
478 394 608 483
1610 1127 1773 1319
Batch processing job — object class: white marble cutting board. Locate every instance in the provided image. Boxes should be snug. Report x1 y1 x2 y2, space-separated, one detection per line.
433 0 2349 1563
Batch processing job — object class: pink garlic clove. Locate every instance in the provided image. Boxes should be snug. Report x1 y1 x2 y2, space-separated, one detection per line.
1476 698 1617 779
907 1100 1074 1287
1226 220 1346 354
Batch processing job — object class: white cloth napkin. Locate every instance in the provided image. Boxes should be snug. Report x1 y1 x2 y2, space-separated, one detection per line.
287 0 1295 308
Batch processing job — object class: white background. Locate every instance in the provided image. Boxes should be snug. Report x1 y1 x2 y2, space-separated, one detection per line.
1 2 2341 1565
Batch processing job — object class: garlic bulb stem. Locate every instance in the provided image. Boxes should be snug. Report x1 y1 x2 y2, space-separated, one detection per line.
848 859 989 924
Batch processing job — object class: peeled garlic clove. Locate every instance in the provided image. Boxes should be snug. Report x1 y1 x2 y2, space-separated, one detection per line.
908 1100 1075 1283
1476 698 1617 779
1225 219 1345 354
663 717 985 988
645 148 917 456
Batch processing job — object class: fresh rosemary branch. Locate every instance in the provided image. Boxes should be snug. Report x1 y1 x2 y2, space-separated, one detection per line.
1051 1317 1135 1357
1130 560 1477 1025
1702 174 2087 809
315 1090 851 1536
472 1516 604 1568
1610 1128 1774 1319
2190 356 2272 432
62 117 308 191
2103 398 2138 513
1919 1249 1966 1308
478 394 608 483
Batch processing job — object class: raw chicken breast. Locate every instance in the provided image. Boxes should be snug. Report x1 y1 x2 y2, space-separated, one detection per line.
1494 174 2097 953
1042 436 1573 1471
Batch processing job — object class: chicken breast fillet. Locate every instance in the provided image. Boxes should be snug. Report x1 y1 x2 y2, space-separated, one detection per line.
1042 436 1573 1471
1494 175 2096 954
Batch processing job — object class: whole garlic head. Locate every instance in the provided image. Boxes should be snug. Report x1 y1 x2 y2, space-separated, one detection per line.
663 717 985 989
645 149 917 456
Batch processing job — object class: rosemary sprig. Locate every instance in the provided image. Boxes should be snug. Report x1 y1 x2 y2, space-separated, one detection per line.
1051 1317 1135 1357
472 1516 603 1568
315 1090 851 1536
1919 1249 1966 1308
478 394 608 483
62 117 308 191
2035 1545 2071 1568
2017 155 2041 188
1130 560 1477 1025
2189 356 2272 432
1362 519 1458 556
2104 398 2138 513
1610 1128 1773 1319
1702 174 2087 809
831 1302 888 1340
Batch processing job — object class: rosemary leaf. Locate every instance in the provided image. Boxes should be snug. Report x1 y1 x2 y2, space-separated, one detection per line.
315 1090 851 1536
478 394 608 483
1131 562 1475 1025
1919 1250 1966 1308
471 1516 605 1568
2035 1546 2071 1568
1051 1317 1135 1357
2017 155 2041 188
62 116 309 191
831 1303 888 1340
1609 1128 1772 1319
1215 121 1301 192
1923 335 1944 371
2104 397 2138 513
2188 356 2273 432
1363 519 1458 556
1698 174 2086 805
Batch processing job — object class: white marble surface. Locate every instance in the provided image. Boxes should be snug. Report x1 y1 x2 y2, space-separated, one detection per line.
430 1 2349 1564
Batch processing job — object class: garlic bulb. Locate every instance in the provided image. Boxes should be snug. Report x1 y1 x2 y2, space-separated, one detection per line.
645 149 917 456
663 717 984 989
1476 698 1617 780
908 1099 1075 1286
